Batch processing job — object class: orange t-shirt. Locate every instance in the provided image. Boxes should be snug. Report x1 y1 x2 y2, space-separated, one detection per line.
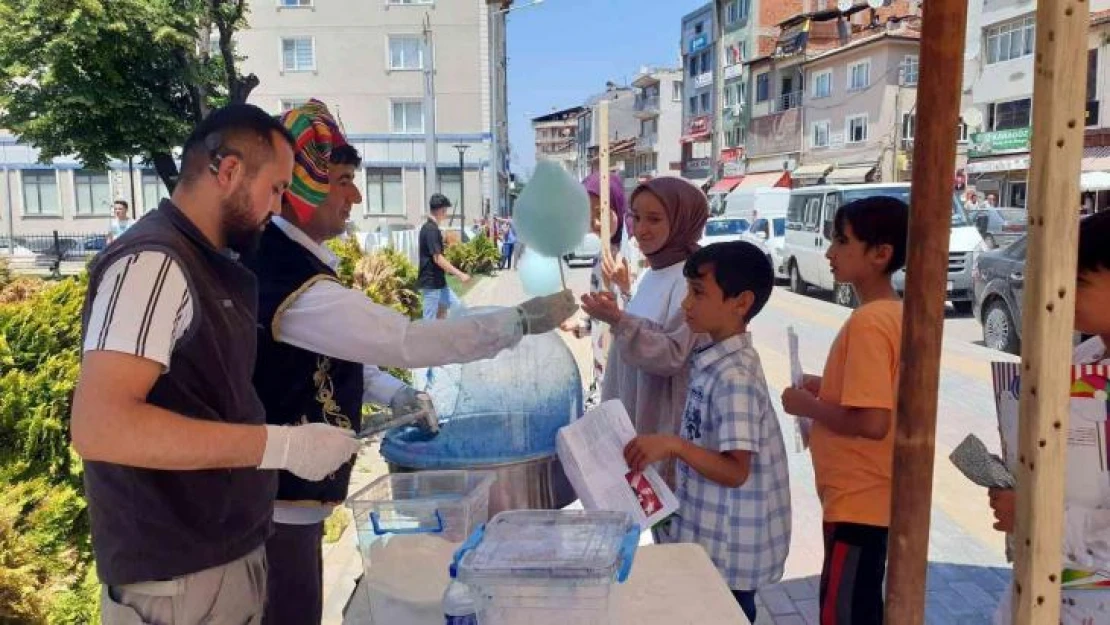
809 299 902 527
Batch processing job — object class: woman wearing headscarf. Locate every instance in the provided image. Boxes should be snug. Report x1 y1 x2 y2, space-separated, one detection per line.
581 177 709 471
561 172 627 405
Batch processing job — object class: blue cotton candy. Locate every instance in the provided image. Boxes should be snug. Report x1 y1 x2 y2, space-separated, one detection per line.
517 248 563 297
513 160 591 258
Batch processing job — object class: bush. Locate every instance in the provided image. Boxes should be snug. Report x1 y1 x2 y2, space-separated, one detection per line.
445 234 501 275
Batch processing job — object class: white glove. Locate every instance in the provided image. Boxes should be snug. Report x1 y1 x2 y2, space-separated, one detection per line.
516 290 578 335
259 423 361 482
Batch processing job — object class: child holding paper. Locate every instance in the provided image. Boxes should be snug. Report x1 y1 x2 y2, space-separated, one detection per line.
623 241 791 623
780 196 909 625
987 210 1110 624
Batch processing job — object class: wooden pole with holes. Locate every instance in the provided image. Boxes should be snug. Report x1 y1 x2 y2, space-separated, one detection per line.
883 0 968 621
1010 1 1086 623
598 100 613 266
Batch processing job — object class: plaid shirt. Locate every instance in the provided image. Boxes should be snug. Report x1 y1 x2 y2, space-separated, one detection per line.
659 333 792 590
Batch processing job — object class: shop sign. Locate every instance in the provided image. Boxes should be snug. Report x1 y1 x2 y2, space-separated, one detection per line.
689 34 708 54
968 127 1031 157
965 155 1030 174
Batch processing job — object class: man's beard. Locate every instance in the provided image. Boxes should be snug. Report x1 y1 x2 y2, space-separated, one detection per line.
221 185 265 256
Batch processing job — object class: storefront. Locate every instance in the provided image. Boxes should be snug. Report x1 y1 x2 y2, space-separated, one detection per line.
966 127 1031 207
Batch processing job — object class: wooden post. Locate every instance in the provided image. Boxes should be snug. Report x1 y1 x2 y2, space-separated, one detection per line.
598 100 613 265
883 0 968 621
1011 1 1086 623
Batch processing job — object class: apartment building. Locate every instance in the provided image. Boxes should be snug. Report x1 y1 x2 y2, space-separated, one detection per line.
531 106 585 175
575 84 640 181
680 3 719 186
630 67 685 186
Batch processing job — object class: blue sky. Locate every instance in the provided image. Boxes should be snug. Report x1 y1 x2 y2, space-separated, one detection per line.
506 0 707 177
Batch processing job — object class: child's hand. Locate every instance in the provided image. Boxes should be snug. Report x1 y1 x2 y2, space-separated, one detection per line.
802 374 822 395
624 435 680 472
581 292 623 326
988 488 1016 533
602 255 633 297
781 387 818 418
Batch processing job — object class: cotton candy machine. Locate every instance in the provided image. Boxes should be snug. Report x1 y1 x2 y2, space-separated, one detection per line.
381 307 582 514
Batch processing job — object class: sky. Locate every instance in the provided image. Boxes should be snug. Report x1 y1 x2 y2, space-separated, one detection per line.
505 0 708 177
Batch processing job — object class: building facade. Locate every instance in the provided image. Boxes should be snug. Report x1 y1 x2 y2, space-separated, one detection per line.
630 67 685 186
680 3 719 186
531 106 585 175
575 84 640 180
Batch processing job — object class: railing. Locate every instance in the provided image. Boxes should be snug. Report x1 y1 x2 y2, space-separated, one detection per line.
774 91 803 113
3 231 106 277
635 95 660 113
636 134 658 151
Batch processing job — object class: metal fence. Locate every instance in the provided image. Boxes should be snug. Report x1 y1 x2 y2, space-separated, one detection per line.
2 231 104 276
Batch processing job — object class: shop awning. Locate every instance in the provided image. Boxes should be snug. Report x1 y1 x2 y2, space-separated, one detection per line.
734 171 791 189
1080 170 1110 191
708 176 744 194
826 165 875 184
1082 146 1110 172
792 163 833 180
680 132 711 144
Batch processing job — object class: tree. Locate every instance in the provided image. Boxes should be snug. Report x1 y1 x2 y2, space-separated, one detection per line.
0 0 258 193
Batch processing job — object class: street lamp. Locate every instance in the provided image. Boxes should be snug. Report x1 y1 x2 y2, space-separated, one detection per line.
454 144 470 241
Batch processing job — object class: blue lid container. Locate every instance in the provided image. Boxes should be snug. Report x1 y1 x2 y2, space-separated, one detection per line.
381 307 583 470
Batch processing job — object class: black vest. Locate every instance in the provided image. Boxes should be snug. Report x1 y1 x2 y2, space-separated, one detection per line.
81 201 275 586
245 223 364 507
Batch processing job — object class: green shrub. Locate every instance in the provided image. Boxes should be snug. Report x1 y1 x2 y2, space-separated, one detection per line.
445 234 500 275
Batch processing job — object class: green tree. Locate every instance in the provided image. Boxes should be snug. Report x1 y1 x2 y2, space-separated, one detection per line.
0 0 258 192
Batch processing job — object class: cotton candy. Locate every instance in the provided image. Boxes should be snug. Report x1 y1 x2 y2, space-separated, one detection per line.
513 161 591 258
517 248 563 297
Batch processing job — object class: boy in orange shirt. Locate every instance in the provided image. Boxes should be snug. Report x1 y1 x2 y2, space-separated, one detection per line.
781 196 909 625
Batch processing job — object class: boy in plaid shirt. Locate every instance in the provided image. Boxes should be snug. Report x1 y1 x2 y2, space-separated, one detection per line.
624 241 792 623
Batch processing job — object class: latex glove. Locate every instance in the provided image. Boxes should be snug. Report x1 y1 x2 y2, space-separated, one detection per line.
517 289 577 335
259 423 361 482
389 386 437 430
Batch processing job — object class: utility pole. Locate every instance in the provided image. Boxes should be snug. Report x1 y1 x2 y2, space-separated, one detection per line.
454 144 470 241
422 13 438 212
893 63 903 182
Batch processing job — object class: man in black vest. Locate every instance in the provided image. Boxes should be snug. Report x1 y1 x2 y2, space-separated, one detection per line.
247 100 577 624
71 105 363 624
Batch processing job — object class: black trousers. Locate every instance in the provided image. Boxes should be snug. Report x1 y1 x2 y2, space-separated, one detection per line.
263 521 324 625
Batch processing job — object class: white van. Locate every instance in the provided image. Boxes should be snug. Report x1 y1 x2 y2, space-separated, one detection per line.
723 186 791 224
782 183 982 310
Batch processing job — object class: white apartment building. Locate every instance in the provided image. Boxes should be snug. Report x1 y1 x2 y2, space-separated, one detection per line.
630 67 685 185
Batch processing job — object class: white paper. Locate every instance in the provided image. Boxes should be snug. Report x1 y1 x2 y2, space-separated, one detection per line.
787 326 812 451
557 400 680 528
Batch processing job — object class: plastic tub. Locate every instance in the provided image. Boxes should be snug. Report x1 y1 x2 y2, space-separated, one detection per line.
347 470 495 625
452 510 639 625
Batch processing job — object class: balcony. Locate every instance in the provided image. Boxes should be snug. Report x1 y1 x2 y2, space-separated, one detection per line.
693 72 713 89
773 91 803 113
634 95 660 119
636 134 658 151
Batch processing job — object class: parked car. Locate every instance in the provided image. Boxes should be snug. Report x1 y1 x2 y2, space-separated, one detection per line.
699 216 751 246
563 232 602 267
968 206 1027 248
742 216 789 280
972 236 1026 354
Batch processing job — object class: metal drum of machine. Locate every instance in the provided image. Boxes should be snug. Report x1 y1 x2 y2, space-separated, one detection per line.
380 307 582 514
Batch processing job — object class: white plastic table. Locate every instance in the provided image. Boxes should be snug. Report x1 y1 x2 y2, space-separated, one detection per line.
343 542 749 624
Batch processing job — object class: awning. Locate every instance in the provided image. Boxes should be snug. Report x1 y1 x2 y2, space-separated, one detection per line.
1082 146 1110 172
709 176 744 194
826 166 876 184
680 132 711 144
1080 170 1110 191
734 171 791 189
792 163 833 180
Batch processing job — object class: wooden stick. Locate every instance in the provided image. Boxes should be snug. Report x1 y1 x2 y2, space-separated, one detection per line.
1011 1 1085 622
598 100 612 266
883 0 968 620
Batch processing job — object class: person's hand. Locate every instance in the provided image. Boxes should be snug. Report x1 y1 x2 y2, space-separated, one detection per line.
602 255 633 297
802 374 822 395
389 387 436 429
581 292 622 326
624 435 681 472
989 488 1016 533
259 423 361 482
781 387 818 418
458 272 472 283
517 290 578 335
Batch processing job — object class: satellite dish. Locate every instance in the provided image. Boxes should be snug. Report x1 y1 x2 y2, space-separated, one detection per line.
837 0 853 12
962 108 984 129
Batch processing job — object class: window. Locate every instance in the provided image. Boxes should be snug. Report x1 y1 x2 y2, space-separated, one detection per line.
695 21 704 35
1088 48 1099 105
437 169 462 209
848 60 870 91
141 172 168 214
985 15 1035 64
700 92 711 112
364 169 404 214
388 35 423 70
281 37 315 72
812 70 832 98
755 73 769 102
846 114 868 143
724 84 736 106
988 98 1031 130
391 100 424 133
21 170 58 216
74 170 112 216
902 55 919 86
812 120 831 148
725 1 739 24
280 98 308 112
672 80 683 101
689 55 699 77
902 112 915 145
279 0 312 6
689 96 699 115
958 119 969 142
700 51 712 74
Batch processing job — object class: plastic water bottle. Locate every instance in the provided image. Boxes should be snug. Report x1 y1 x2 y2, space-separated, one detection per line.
442 580 477 624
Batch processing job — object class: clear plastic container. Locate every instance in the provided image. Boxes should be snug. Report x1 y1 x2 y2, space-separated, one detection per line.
347 470 496 625
452 510 639 625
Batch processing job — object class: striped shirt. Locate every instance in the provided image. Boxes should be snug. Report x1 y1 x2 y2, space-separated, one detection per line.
659 332 792 590
82 251 193 368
